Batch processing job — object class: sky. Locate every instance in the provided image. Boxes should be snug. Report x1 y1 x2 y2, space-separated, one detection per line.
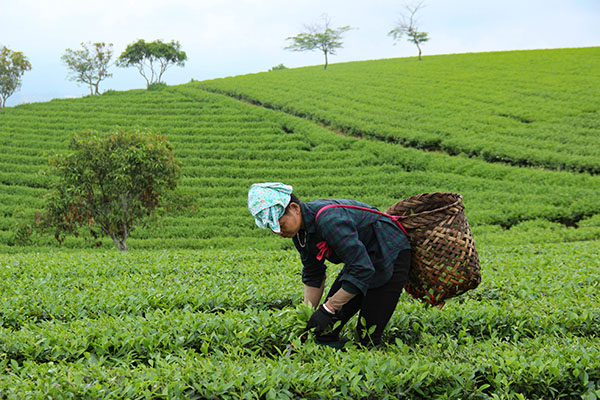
1 0 599 107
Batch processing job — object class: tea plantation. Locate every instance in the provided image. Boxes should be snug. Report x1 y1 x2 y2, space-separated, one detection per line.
198 47 600 174
0 47 599 398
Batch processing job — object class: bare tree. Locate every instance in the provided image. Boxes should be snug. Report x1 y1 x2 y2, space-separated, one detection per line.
388 2 430 60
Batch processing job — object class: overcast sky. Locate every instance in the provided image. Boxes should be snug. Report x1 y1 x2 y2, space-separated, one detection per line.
1 0 599 107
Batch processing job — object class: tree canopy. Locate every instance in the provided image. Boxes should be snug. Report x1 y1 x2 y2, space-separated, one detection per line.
117 39 187 88
285 15 353 70
61 42 113 95
0 46 32 108
39 128 181 251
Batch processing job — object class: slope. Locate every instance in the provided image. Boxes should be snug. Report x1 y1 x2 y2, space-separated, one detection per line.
0 51 599 251
197 47 600 174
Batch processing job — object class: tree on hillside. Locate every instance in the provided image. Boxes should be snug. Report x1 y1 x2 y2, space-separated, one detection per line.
61 42 114 96
269 63 287 71
0 46 32 108
388 2 430 60
285 14 353 70
117 39 187 88
38 128 181 251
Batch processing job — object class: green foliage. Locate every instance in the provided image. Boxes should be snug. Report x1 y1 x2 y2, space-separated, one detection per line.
285 14 353 70
38 128 181 251
0 46 32 108
117 39 187 88
199 47 600 174
0 66 599 250
269 63 288 71
0 242 598 397
61 42 113 95
8 208 35 246
0 46 598 398
147 82 167 91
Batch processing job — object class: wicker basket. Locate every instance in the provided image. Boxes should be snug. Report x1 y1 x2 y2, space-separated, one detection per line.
385 193 481 307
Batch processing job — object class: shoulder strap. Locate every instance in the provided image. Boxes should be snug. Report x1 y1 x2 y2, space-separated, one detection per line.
315 204 408 237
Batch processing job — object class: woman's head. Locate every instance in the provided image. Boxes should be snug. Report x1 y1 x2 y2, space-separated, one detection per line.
277 193 304 238
248 182 302 235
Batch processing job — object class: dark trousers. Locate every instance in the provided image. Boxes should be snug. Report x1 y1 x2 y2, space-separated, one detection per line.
320 249 411 346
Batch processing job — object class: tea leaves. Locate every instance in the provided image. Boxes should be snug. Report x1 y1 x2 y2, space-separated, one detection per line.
1 242 599 398
1 47 599 398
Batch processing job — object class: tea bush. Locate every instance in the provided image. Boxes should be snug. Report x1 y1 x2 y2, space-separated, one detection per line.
1 68 599 250
198 48 600 174
0 241 598 398
1 47 599 397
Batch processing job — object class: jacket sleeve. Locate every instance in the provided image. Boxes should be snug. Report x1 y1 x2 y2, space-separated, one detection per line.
316 208 374 296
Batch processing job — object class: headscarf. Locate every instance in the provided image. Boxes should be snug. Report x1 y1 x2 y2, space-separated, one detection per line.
248 182 293 233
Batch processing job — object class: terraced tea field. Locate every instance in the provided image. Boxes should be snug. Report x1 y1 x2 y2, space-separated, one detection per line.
1 80 599 250
198 47 600 174
1 47 599 398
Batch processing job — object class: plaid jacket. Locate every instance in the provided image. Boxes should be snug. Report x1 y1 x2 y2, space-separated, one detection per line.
293 199 411 296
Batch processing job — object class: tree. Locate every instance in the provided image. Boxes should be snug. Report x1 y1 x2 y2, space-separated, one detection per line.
269 63 287 71
61 42 113 96
0 46 32 108
285 15 353 70
117 39 187 88
388 2 430 60
39 128 181 251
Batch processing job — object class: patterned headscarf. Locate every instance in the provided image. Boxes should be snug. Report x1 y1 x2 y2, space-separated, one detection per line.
248 182 293 233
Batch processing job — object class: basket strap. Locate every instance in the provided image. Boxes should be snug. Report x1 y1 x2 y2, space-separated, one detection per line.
315 204 409 236
314 204 409 261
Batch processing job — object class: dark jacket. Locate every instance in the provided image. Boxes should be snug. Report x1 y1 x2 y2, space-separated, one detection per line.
293 199 411 296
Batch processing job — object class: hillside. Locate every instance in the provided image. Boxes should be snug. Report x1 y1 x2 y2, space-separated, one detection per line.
1 48 600 398
0 48 599 251
198 47 600 173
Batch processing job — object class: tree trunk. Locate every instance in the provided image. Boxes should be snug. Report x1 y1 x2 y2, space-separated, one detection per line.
110 234 128 251
324 51 328 70
417 44 422 61
138 64 151 88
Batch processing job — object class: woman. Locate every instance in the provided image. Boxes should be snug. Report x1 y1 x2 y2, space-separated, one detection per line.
248 182 411 346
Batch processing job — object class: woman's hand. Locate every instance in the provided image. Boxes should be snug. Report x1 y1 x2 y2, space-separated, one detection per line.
306 305 335 334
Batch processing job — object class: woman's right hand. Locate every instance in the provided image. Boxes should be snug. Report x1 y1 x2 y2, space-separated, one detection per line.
306 305 335 334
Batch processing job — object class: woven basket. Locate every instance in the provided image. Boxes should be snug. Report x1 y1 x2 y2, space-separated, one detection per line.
385 192 481 307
